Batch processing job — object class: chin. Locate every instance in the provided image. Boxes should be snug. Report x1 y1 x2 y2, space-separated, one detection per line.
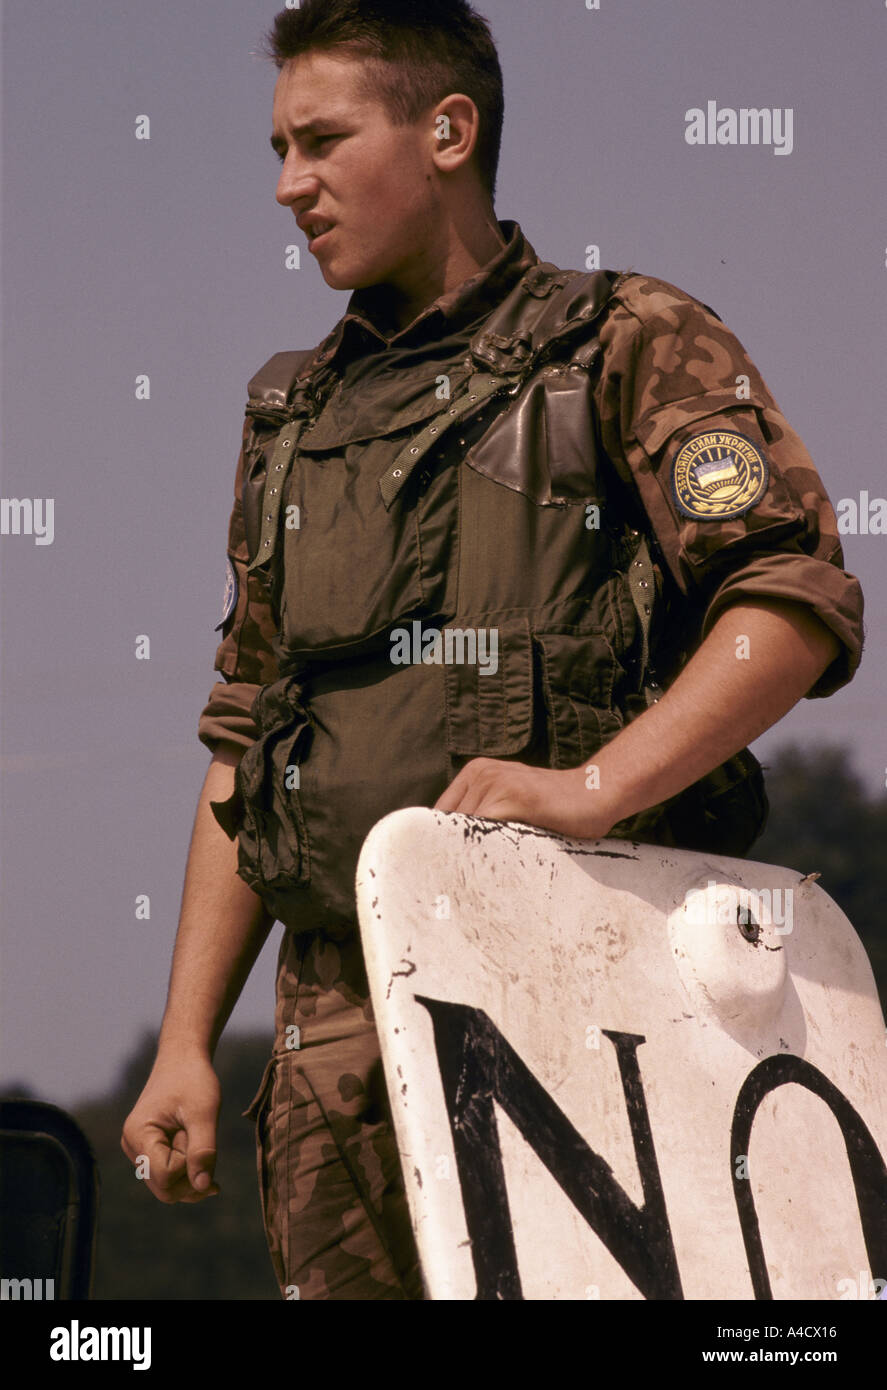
318 262 361 290
324 255 394 292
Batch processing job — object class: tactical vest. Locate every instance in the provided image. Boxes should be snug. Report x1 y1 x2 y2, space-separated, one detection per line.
218 263 768 931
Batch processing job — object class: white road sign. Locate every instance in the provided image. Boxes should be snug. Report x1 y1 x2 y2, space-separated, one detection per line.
356 809 887 1300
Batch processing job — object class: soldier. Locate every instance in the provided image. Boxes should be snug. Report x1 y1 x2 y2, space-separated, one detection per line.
121 0 863 1301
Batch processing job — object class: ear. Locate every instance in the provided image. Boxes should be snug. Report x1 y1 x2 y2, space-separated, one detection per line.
428 93 481 177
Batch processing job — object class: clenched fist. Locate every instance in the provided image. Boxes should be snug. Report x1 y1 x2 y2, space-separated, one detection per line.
121 1051 222 1204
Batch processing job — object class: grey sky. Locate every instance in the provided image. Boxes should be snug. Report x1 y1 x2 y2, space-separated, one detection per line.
1 0 885 1107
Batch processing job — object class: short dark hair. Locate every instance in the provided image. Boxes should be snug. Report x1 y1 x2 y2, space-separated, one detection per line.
261 0 504 202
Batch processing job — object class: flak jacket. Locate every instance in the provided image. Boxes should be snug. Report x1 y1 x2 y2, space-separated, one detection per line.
199 222 864 945
192 222 864 1296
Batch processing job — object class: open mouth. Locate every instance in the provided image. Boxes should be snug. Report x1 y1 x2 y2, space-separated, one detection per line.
307 222 335 248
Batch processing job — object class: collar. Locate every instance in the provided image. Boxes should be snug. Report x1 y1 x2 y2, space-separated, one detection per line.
308 220 540 372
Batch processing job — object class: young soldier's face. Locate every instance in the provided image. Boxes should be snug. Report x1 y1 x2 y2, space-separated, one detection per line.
271 51 441 296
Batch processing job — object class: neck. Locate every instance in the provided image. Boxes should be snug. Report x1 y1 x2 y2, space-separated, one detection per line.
381 208 507 334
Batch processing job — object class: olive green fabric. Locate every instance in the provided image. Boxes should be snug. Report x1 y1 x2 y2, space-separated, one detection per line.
197 221 863 1299
199 221 863 937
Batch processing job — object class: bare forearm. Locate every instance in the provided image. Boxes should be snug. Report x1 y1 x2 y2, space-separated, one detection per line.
157 745 274 1060
435 599 842 840
594 598 841 824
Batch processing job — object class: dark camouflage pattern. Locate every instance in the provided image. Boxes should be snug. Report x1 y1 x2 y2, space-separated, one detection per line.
197 221 863 1299
244 932 424 1300
594 276 862 692
199 236 862 753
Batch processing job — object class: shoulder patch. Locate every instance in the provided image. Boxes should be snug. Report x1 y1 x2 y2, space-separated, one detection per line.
671 430 769 520
214 557 238 632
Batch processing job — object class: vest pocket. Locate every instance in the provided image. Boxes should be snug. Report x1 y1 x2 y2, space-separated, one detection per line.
442 616 627 770
532 626 624 768
233 676 313 895
443 615 535 758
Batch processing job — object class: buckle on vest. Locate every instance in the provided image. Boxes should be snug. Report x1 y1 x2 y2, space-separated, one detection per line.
523 264 568 298
471 332 533 374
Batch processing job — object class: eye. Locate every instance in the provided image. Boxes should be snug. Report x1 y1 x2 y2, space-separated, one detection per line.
273 134 343 164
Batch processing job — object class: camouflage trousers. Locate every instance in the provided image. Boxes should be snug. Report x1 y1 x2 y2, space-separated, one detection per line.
243 927 426 1300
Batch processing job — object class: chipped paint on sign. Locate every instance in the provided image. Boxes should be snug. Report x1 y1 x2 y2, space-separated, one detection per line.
356 808 887 1300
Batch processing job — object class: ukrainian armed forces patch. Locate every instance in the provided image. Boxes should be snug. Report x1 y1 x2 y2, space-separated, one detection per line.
671 430 769 519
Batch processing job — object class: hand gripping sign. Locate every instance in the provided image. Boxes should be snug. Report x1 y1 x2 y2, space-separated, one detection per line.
355 809 887 1301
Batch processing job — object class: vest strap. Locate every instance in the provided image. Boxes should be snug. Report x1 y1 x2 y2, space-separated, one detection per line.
626 535 664 707
378 271 626 511
469 266 622 373
378 371 508 510
246 417 309 574
246 349 316 412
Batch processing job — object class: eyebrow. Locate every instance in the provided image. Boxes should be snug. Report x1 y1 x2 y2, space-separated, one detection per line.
270 120 343 155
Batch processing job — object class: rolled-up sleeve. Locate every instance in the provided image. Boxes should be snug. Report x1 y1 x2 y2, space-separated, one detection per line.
197 415 280 754
596 274 864 698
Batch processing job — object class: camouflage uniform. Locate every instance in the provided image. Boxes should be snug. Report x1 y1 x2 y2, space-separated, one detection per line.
198 221 863 1299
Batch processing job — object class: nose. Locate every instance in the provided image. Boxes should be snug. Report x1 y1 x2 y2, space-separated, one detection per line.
276 153 321 210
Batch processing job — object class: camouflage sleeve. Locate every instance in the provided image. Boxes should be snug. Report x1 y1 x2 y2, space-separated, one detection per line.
595 274 864 698
197 415 280 754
